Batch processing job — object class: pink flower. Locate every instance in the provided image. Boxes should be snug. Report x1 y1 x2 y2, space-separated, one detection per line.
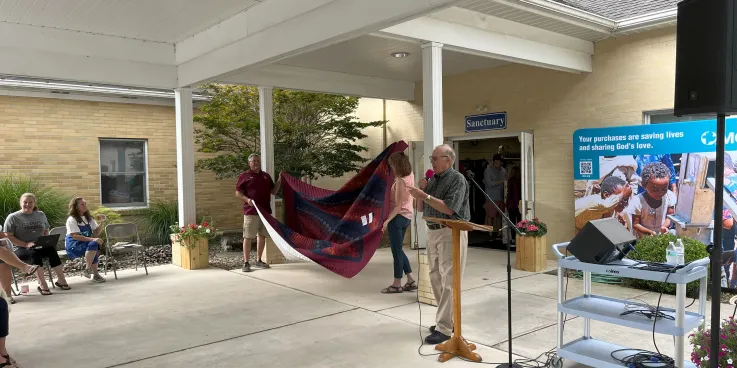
528 225 539 231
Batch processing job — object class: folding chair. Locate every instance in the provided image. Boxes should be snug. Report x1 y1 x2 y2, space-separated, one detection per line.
49 227 68 263
104 223 148 280
7 238 55 292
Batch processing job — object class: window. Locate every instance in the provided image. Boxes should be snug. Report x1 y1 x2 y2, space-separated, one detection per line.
99 139 148 208
643 109 715 124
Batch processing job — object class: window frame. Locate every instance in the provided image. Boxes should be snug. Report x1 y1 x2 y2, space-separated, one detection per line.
98 138 150 209
643 109 715 125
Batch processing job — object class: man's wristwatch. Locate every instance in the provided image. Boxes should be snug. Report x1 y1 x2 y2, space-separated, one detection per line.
424 194 431 202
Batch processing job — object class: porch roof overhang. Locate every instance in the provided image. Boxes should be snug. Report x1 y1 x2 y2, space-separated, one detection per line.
0 0 678 101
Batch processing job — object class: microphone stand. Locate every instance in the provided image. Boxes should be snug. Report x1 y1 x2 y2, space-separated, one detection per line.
467 172 523 368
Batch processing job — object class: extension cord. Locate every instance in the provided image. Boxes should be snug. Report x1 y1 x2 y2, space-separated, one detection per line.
412 242 567 367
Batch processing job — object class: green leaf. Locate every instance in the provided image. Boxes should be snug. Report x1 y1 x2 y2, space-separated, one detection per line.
194 85 386 180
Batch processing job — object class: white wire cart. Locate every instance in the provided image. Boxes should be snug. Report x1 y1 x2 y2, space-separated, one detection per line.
551 243 711 368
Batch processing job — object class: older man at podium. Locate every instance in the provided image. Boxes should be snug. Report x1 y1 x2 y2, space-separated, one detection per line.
408 144 471 344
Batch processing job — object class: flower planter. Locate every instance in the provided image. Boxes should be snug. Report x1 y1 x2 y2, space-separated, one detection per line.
515 235 547 272
171 234 209 270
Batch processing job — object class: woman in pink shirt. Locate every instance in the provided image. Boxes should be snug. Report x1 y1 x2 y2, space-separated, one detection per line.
381 152 417 293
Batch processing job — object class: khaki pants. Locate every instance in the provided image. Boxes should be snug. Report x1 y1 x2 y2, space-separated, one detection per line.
427 227 468 336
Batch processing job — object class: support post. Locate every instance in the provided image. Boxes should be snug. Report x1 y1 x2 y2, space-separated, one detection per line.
419 41 444 306
710 113 726 368
259 86 284 265
259 86 275 211
422 41 444 171
175 88 196 226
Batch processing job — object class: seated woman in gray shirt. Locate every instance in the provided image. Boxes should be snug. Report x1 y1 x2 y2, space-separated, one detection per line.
3 193 69 295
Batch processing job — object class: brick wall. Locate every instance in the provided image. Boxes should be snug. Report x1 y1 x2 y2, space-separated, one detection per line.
0 96 243 231
382 27 678 247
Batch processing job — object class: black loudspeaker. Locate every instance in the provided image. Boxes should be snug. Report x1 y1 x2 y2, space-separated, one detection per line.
567 218 637 265
674 0 737 116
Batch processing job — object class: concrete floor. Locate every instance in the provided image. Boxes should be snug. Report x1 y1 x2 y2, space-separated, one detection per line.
5 247 730 367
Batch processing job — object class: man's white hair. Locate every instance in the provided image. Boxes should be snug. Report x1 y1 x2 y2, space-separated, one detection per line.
248 153 260 162
435 144 456 163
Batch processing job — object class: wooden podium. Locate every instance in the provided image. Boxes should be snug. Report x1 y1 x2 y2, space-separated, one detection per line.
423 217 493 363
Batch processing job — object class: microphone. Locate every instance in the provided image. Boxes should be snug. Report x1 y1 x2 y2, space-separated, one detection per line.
425 169 434 180
467 171 475 178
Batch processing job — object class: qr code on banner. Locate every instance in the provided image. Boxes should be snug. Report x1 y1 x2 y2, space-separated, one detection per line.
579 161 593 175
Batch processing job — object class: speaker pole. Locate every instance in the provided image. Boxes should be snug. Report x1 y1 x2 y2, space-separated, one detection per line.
465 172 522 368
710 113 725 368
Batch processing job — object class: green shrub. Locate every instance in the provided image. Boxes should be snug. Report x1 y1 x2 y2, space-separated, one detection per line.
143 199 178 245
91 206 123 242
0 175 69 228
624 234 710 296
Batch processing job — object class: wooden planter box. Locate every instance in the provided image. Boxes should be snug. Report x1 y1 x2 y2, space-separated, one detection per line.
171 234 209 270
515 235 547 272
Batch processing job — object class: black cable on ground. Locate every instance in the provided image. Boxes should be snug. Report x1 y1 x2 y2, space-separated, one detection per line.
511 270 569 368
610 349 676 368
412 239 503 365
415 241 441 358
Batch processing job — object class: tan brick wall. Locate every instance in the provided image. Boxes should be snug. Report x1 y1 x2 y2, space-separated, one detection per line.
417 252 437 306
0 96 242 231
382 27 679 248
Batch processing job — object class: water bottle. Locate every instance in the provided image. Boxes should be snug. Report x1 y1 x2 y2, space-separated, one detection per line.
666 241 678 265
675 238 686 265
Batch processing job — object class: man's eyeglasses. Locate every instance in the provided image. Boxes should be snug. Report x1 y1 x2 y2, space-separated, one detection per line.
430 155 448 162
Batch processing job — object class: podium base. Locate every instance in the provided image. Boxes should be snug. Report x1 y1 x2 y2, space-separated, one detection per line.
435 336 481 362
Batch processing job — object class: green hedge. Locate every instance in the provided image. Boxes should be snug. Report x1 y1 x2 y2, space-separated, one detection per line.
624 234 710 296
0 176 68 228
142 199 178 245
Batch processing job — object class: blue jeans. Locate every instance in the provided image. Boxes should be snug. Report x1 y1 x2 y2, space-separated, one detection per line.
388 216 412 279
724 226 737 287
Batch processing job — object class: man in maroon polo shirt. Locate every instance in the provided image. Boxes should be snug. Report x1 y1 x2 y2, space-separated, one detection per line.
235 153 283 272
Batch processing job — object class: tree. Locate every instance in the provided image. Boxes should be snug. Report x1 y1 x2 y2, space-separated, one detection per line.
194 84 385 180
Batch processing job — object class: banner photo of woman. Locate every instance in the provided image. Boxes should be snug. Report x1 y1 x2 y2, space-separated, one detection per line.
573 118 737 287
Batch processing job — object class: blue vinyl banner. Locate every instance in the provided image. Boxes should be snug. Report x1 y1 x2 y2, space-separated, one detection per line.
572 117 737 255
465 112 507 133
573 118 737 180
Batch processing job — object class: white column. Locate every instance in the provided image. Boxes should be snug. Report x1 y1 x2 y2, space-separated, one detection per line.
422 41 444 173
175 88 196 226
259 86 275 212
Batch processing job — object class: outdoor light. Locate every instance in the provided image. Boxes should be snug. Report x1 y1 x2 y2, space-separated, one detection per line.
391 52 410 58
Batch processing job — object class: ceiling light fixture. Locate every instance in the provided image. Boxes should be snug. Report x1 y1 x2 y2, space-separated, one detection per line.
391 52 410 58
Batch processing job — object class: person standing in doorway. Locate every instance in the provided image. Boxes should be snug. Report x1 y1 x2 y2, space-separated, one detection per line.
407 144 470 344
483 154 507 239
235 153 283 272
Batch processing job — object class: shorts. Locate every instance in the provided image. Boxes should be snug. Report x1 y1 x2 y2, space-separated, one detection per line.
243 215 268 239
